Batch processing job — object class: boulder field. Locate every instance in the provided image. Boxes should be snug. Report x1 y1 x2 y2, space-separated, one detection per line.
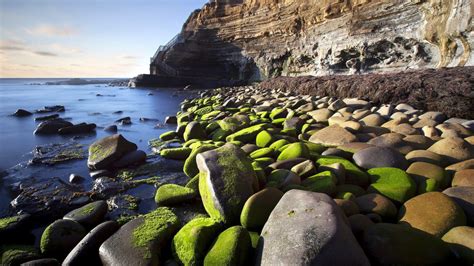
1 85 473 265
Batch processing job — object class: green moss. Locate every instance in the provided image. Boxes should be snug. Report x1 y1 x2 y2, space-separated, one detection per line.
287 210 296 216
304 141 327 154
202 110 221 121
194 106 214 116
172 217 222 265
250 148 274 159
0 216 19 230
132 207 179 258
269 139 289 151
301 171 337 195
1 245 39 265
116 214 140 226
248 231 260 249
78 203 95 216
277 142 310 161
117 162 164 181
256 130 273 148
49 144 86 164
367 167 416 204
155 184 197 205
225 124 267 143
218 117 244 132
317 156 369 187
160 147 192 160
160 131 179 141
184 144 216 178
203 226 251 266
240 188 284 231
211 128 231 141
186 174 200 192
269 108 287 120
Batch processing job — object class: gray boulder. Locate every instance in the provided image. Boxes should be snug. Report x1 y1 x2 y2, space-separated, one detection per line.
256 190 369 265
353 146 408 170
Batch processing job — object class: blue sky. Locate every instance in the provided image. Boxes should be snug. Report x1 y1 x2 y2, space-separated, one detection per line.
0 0 207 78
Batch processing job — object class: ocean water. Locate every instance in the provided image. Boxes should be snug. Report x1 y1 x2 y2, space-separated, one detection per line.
0 78 191 216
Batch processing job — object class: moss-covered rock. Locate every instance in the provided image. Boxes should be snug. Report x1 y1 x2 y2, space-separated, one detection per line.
316 156 369 187
256 130 273 148
218 117 245 132
301 171 337 195
186 174 200 192
266 169 301 190
40 219 87 260
276 142 310 161
203 226 252 266
211 128 231 141
184 121 207 142
87 134 137 170
197 144 257 224
240 188 284 231
250 148 274 159
155 184 197 206
63 200 108 228
226 124 267 143
406 162 448 194
160 147 192 160
1 245 40 266
172 217 223 266
160 131 178 141
183 144 216 178
269 139 289 151
367 167 416 204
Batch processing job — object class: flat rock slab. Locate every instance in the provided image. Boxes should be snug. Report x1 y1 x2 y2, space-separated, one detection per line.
256 190 369 265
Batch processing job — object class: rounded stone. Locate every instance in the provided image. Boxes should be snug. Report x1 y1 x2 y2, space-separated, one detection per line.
405 149 443 165
334 199 360 217
183 121 207 142
40 219 87 260
353 146 408 170
308 125 358 147
240 187 284 231
443 186 474 225
203 226 252 266
354 193 398 220
399 192 466 237
442 226 474 264
367 167 416 204
276 142 310 161
154 184 197 206
406 161 448 193
452 169 474 187
63 201 108 228
427 137 474 165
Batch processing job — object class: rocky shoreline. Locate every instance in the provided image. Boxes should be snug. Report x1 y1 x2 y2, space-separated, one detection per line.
1 85 474 265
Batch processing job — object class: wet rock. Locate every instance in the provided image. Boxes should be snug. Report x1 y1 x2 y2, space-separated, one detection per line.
34 114 59 121
12 109 33 117
139 117 159 122
363 223 451 265
40 219 87 260
104 125 118 133
36 105 65 113
256 190 369 265
309 125 357 147
63 200 108 228
58 123 96 135
89 169 112 179
112 150 147 169
115 117 131 125
99 208 179 265
197 143 256 224
0 214 31 238
30 142 86 165
34 119 73 135
353 146 408 170
399 192 466 237
443 186 474 225
92 177 130 196
87 134 138 170
69 174 84 183
62 221 120 266
165 116 177 124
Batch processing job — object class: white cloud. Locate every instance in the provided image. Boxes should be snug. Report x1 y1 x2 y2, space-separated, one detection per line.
25 24 78 37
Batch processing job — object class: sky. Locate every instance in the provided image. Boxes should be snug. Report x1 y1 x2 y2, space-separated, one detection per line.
0 0 207 78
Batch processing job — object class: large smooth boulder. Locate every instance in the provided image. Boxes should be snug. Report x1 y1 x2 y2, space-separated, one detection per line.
99 208 179 266
40 219 87 260
443 186 474 225
87 134 137 170
63 221 119 266
183 121 207 141
367 167 416 204
406 161 448 193
427 137 474 164
197 143 256 224
309 125 358 147
256 190 369 265
363 223 452 265
172 217 222 266
353 146 408 170
399 192 466 237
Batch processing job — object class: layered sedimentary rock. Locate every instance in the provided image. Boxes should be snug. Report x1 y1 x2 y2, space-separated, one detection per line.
156 0 473 82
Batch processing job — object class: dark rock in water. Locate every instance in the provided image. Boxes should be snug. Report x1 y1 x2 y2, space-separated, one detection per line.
34 119 73 135
69 174 84 183
112 150 147 168
35 114 59 121
104 125 118 133
30 142 86 165
113 111 123 114
353 146 409 170
164 116 177 124
139 117 159 122
90 169 112 179
115 117 132 125
99 208 179 265
87 134 137 170
58 123 96 135
96 93 103 96
19 258 59 266
62 221 120 266
36 105 65 113
12 109 33 117
63 200 108 228
40 219 87 261
256 190 370 265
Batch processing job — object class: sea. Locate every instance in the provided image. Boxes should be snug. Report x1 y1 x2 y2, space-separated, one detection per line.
0 78 192 216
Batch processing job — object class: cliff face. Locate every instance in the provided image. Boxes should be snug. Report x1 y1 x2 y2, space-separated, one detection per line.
158 0 473 82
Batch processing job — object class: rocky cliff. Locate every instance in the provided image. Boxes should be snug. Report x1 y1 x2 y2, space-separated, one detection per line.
156 0 473 82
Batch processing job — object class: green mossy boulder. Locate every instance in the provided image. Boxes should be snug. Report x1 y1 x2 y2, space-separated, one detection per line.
218 117 245 132
172 217 223 266
304 141 326 154
240 187 284 231
155 184 197 206
276 142 310 161
316 156 369 187
266 169 301 189
184 122 207 142
1 245 40 266
269 139 289 151
226 124 267 143
183 144 216 178
249 231 260 249
256 130 273 148
160 131 178 141
40 219 87 260
87 134 137 170
301 171 337 195
367 167 416 204
203 226 252 266
194 106 214 116
211 128 231 141
63 200 108 228
250 148 274 159
160 147 192 160
197 144 257 224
